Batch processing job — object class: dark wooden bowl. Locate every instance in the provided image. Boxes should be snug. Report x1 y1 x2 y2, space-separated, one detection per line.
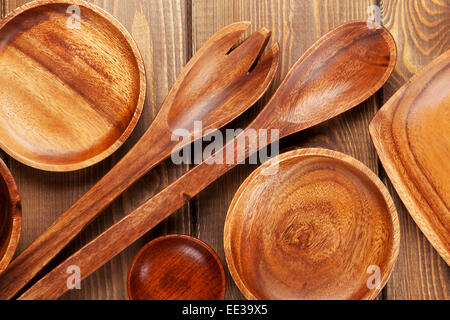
0 158 21 274
224 148 400 300
127 235 226 300
0 0 146 171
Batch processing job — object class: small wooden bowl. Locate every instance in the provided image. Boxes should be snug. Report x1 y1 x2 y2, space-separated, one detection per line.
0 158 22 274
224 148 400 300
0 0 146 171
127 235 226 300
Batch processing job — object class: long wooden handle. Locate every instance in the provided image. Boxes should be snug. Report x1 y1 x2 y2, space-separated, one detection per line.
0 122 176 299
19 125 275 300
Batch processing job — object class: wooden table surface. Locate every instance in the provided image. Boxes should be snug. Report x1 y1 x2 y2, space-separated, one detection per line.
1 0 448 300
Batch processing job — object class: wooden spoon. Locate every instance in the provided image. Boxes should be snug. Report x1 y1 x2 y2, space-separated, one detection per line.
18 21 397 300
0 22 280 299
370 51 450 265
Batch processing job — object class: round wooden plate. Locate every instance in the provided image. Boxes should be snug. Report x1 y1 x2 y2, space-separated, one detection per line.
0 0 146 171
224 148 400 300
127 235 226 300
0 158 21 274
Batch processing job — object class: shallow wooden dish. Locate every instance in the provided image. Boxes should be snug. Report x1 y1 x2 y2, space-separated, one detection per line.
0 158 21 274
0 0 145 171
127 235 226 300
224 148 400 300
370 51 450 265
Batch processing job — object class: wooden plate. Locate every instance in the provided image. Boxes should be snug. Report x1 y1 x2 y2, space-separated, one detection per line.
127 235 226 300
370 51 450 265
0 0 146 171
0 158 21 274
224 148 400 300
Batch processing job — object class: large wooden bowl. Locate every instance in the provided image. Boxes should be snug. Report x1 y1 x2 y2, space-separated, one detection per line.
0 158 21 274
370 51 450 265
224 148 400 300
0 0 146 171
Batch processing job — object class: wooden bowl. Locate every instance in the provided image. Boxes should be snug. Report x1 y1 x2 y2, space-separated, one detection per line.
224 148 400 300
127 235 226 300
370 51 450 265
0 0 146 171
0 158 21 274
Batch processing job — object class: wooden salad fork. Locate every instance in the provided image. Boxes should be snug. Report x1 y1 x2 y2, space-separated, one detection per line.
18 21 397 300
0 22 280 299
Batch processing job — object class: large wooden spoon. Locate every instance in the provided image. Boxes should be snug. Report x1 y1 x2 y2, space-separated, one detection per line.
18 21 397 300
0 22 280 299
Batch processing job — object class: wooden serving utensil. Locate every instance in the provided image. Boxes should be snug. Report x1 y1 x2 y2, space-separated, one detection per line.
370 50 450 265
224 148 399 300
18 21 397 300
0 22 280 299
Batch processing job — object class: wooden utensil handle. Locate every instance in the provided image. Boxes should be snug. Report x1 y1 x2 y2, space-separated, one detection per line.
19 124 276 300
0 122 174 300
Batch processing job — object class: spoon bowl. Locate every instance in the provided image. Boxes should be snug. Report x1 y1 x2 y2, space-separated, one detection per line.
253 21 397 136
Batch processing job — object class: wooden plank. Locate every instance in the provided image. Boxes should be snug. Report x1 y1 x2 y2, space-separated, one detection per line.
2 0 190 299
380 0 449 300
191 0 382 299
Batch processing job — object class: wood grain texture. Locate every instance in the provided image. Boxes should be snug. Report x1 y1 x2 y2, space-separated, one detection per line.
0 158 21 274
0 0 146 172
2 0 191 300
224 148 399 300
17 20 396 300
127 235 226 300
191 0 385 299
370 51 450 264
379 0 450 300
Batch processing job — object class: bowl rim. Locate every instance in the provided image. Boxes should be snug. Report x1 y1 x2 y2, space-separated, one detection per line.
224 148 400 300
127 234 226 300
0 158 22 274
0 0 146 172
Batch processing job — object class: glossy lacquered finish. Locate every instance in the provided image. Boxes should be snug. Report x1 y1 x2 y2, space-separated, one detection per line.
224 148 400 300
3 21 279 300
0 0 146 171
370 50 450 265
16 21 397 300
127 235 226 300
0 159 21 274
